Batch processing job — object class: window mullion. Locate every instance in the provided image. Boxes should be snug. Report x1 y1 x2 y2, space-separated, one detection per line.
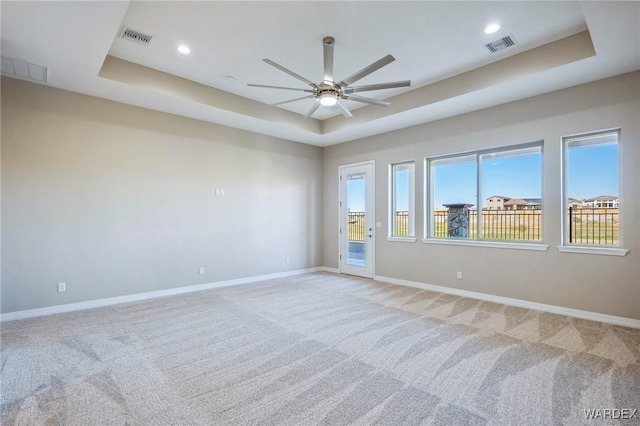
476 153 482 240
409 165 415 236
391 168 397 235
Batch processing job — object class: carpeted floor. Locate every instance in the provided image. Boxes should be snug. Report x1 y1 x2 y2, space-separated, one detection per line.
1 272 639 425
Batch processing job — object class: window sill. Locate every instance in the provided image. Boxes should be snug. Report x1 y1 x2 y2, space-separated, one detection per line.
386 237 417 243
421 238 549 251
557 246 628 256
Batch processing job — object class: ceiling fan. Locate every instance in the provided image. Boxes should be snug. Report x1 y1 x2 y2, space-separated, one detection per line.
247 37 411 118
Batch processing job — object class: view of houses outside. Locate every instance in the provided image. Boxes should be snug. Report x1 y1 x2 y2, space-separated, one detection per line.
349 195 619 245
429 195 618 244
564 131 620 245
348 132 619 246
428 146 545 241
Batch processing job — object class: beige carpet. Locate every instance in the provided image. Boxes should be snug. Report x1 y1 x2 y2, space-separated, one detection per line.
1 272 639 425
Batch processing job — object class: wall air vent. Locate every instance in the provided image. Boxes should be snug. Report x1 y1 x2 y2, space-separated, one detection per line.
1 56 48 82
119 27 152 46
485 35 518 53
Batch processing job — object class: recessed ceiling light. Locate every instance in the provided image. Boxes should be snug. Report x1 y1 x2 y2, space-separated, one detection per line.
485 24 500 34
177 45 191 55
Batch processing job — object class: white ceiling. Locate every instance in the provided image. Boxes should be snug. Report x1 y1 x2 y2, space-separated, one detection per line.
1 1 639 147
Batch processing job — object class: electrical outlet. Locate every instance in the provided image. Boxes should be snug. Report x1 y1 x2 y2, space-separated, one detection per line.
57 282 66 292
456 271 462 280
285 257 290 264
199 267 205 275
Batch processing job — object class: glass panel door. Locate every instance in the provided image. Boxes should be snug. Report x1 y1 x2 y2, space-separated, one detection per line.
339 162 374 278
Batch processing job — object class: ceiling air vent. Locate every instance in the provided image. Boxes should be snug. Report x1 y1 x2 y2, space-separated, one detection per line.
119 27 152 46
485 35 518 53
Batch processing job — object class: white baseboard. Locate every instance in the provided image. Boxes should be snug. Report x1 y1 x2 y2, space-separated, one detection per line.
374 275 640 329
7 268 635 329
0 267 326 323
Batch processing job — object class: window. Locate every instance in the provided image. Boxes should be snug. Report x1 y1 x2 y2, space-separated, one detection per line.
426 143 542 242
428 154 477 238
563 130 620 247
389 162 415 239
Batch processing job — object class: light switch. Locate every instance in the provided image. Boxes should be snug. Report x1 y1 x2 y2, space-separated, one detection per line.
376 222 382 229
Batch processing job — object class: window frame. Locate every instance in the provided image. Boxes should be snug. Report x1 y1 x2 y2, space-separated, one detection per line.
559 128 627 256
423 141 547 250
388 161 416 242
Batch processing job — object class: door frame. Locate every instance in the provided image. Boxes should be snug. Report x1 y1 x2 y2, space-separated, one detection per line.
338 160 375 278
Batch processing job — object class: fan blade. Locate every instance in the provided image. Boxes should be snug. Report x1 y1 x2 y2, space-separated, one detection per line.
323 37 334 83
338 54 395 87
304 100 321 118
342 94 390 107
342 80 411 94
263 59 317 88
271 95 315 106
248 83 314 92
335 99 353 118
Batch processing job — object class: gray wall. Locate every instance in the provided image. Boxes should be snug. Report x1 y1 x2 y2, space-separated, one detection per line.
323 72 640 320
3 72 639 320
1 77 323 313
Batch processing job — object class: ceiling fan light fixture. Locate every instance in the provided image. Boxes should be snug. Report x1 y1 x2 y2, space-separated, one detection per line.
319 92 338 107
247 36 411 118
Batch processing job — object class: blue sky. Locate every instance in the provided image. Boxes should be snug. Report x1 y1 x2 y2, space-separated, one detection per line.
566 143 618 199
347 144 618 213
347 178 366 212
433 152 542 208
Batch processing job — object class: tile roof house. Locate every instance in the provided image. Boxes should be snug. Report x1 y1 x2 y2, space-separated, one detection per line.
486 195 511 210
568 198 583 209
582 195 619 208
503 198 542 210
